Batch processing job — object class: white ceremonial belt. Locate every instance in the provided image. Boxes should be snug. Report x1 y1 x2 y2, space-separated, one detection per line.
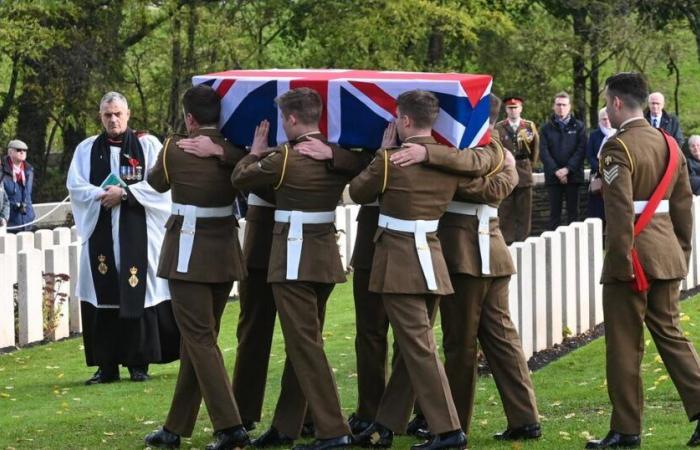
171 202 235 273
248 193 275 208
633 199 669 215
274 210 336 280
446 201 498 275
377 213 439 291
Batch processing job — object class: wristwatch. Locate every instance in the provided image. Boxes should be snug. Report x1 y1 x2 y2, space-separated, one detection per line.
121 188 128 202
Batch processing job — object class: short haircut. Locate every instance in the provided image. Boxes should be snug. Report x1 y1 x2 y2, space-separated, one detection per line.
489 93 502 125
598 107 607 118
396 90 439 129
183 84 221 125
689 135 700 147
605 72 648 110
554 91 570 102
275 88 323 125
100 91 128 110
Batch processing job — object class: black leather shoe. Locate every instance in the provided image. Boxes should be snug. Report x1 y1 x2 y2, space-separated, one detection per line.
493 423 542 440
243 420 257 432
411 430 467 450
251 426 294 448
689 420 700 447
355 422 393 448
205 426 250 450
85 368 120 385
414 427 433 440
407 415 428 437
144 427 181 449
128 367 150 382
348 413 373 435
585 430 641 448
291 434 353 450
301 422 315 438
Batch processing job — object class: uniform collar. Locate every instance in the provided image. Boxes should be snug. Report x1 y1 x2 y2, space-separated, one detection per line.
403 135 436 145
618 116 647 131
192 126 222 138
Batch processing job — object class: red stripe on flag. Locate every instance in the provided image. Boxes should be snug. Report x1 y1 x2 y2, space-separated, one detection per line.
478 129 491 147
349 81 397 117
460 75 491 109
216 79 235 98
290 79 329 136
431 130 451 146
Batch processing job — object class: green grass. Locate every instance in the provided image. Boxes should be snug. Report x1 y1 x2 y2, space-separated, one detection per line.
2 278 700 449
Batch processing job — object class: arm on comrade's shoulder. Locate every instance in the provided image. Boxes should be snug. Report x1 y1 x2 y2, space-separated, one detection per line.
670 151 693 264
147 139 172 193
294 136 370 176
421 143 497 177
231 150 284 191
599 139 635 280
176 134 246 167
457 162 518 205
349 149 386 204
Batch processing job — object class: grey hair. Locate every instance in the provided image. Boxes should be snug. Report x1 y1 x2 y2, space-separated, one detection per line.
689 135 700 147
100 91 128 110
598 107 607 118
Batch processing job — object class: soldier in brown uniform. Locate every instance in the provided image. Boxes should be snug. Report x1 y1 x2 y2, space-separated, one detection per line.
144 85 249 449
586 72 700 449
439 95 540 441
494 96 539 244
346 123 500 436
350 90 467 450
232 87 355 450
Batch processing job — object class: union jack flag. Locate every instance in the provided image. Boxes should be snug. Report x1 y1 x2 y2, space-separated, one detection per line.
192 69 492 150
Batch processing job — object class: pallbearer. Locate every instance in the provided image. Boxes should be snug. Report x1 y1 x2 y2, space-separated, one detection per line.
587 72 700 449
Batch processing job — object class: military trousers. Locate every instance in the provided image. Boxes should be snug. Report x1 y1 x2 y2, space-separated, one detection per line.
232 268 276 423
499 186 533 244
271 281 351 439
353 268 390 421
440 275 538 432
603 280 700 434
165 280 241 436
375 294 460 435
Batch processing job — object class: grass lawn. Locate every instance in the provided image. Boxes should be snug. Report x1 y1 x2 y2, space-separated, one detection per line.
2 277 700 449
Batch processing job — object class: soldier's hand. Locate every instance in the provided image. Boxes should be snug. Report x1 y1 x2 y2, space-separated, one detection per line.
390 143 427 167
381 121 398 149
178 135 224 158
295 136 333 160
251 120 270 157
98 186 124 209
504 149 515 168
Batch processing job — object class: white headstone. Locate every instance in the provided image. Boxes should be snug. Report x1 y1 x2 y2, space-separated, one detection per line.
34 229 54 250
15 231 34 251
0 253 15 349
347 205 360 267
68 243 82 333
70 225 79 243
335 206 348 270
526 237 548 352
542 231 563 346
513 242 533 359
557 226 577 338
238 218 246 248
0 233 18 285
585 218 604 326
692 196 700 288
44 246 70 340
572 222 590 334
17 248 43 345
53 227 72 246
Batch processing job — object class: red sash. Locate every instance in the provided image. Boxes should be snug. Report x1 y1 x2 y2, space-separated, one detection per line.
630 130 679 292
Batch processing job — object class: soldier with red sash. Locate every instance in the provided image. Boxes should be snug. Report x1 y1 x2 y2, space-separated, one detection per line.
586 72 700 449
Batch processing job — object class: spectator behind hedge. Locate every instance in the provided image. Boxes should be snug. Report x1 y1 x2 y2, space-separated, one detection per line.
688 135 700 195
2 139 35 232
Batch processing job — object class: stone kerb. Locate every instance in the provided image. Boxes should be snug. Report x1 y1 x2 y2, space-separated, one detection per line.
0 233 18 285
556 226 577 338
525 236 548 352
585 218 604 326
541 231 563 347
507 245 520 334
68 243 82 333
512 242 534 359
571 222 590 334
0 252 14 348
17 248 43 346
44 246 71 340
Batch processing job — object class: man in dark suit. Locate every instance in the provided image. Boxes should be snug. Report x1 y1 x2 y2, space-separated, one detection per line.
645 91 684 148
144 85 250 450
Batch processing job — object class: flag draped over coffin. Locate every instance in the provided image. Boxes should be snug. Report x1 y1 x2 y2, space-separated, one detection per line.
192 69 492 150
